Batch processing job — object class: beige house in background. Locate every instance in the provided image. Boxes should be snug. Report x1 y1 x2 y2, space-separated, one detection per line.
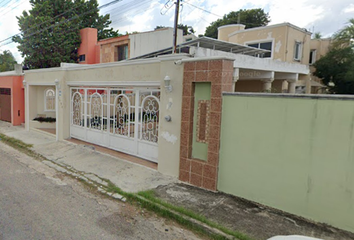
218 23 331 93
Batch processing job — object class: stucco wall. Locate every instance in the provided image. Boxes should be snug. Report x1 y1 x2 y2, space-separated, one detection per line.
157 58 184 177
129 28 183 59
36 86 56 118
228 25 287 61
310 38 331 61
228 24 312 65
78 28 98 64
99 36 130 63
285 27 311 65
218 93 354 232
24 68 65 132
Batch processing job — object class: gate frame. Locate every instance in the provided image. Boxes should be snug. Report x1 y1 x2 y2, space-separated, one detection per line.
69 86 160 162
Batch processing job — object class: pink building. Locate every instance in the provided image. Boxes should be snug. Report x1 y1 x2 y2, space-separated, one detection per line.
0 64 25 126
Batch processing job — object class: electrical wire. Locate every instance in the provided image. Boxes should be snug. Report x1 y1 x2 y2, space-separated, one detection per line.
0 0 12 10
108 0 152 22
102 0 151 19
183 1 222 18
109 1 159 29
0 0 19 14
0 0 29 17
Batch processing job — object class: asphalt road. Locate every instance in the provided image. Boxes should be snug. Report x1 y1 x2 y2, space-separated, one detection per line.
0 142 201 240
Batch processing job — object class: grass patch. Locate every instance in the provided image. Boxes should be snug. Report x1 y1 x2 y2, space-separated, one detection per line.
138 190 254 240
106 182 228 240
0 133 32 149
0 133 46 161
106 182 253 240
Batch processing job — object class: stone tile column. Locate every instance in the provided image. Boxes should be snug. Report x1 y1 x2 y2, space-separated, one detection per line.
179 59 234 191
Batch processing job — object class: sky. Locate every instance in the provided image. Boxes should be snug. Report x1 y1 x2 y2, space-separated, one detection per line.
0 0 353 63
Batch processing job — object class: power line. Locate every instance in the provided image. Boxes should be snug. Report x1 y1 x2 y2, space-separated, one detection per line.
0 0 12 9
183 2 222 18
107 0 151 22
0 0 28 17
0 0 18 14
109 1 158 30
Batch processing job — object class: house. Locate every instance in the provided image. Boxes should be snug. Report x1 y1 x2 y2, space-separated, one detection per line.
77 27 184 64
0 64 25 126
217 23 331 93
22 36 309 171
133 36 310 94
20 28 354 232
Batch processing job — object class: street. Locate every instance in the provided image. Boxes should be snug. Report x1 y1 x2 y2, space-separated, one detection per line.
0 141 201 240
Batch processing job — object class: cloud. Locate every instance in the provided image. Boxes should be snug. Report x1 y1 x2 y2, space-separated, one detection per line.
0 0 31 63
343 3 354 13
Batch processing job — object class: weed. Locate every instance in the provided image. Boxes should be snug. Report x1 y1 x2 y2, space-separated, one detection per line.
0 133 46 161
137 190 254 240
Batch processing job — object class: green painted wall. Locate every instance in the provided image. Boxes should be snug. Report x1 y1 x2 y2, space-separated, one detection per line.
191 82 211 161
218 94 354 232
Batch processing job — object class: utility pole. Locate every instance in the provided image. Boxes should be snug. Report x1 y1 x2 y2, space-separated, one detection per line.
172 0 180 54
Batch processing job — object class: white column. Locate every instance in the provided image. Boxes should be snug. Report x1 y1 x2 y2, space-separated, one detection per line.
262 79 274 92
23 80 29 131
55 79 60 141
287 80 296 94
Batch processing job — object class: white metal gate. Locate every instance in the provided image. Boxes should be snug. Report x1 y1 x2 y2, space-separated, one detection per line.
70 87 160 162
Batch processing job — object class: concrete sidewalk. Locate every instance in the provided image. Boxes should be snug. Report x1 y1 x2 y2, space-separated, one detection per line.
0 122 175 193
1 122 353 240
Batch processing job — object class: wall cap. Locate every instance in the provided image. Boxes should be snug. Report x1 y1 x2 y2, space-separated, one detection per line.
181 56 235 63
229 22 312 38
223 92 354 101
24 58 165 74
0 70 24 77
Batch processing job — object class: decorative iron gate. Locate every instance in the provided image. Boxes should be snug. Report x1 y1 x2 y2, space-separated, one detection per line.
70 87 160 162
0 88 11 122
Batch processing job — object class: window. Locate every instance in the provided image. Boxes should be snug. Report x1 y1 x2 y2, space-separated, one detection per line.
45 88 55 111
294 41 302 61
247 41 272 58
79 54 86 62
117 45 128 61
0 88 11 95
309 49 317 65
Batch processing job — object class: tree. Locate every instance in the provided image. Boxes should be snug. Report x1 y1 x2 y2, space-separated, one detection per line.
313 47 354 94
204 9 270 39
154 24 195 35
13 0 119 69
177 24 195 35
0 50 17 72
313 32 322 39
332 18 354 49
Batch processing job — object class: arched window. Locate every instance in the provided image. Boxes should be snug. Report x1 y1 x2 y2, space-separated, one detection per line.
44 88 55 111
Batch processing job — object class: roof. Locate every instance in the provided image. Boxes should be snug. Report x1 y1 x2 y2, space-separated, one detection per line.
130 36 270 59
228 22 312 37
